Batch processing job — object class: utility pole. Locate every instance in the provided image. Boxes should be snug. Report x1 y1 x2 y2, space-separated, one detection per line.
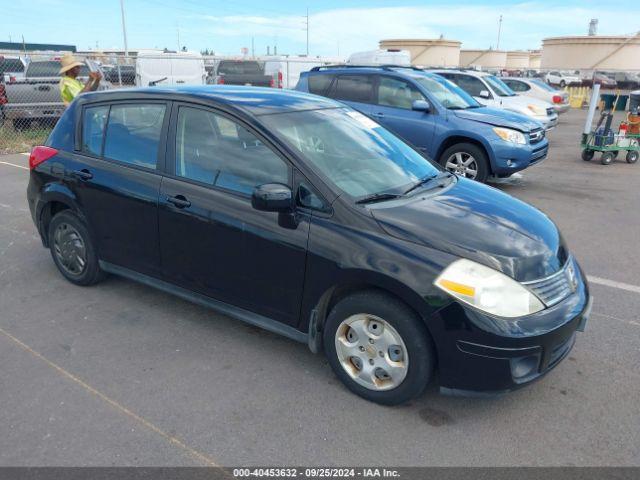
496 14 503 50
177 22 180 51
120 0 129 57
306 8 309 56
251 37 255 57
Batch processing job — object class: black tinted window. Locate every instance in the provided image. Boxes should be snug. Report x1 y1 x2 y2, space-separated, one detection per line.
0 59 24 74
331 75 374 103
103 104 166 169
448 75 487 97
308 74 334 95
26 61 89 77
175 107 288 195
82 105 108 156
377 76 425 109
217 61 263 75
504 79 529 92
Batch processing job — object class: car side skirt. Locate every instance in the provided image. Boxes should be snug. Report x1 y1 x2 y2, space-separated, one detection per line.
99 261 309 344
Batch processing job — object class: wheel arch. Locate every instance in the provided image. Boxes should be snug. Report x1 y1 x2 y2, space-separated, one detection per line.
435 135 494 174
306 272 440 363
38 185 83 248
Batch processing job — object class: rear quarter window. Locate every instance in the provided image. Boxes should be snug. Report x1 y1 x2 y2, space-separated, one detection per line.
308 74 334 95
82 105 109 156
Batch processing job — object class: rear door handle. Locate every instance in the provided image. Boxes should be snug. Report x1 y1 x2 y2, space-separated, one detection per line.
372 112 385 118
166 195 191 209
72 169 93 181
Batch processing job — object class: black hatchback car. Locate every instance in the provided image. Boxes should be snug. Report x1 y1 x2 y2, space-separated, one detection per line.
27 86 591 405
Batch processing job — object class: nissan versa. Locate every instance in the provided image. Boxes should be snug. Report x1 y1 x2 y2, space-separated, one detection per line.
27 86 591 405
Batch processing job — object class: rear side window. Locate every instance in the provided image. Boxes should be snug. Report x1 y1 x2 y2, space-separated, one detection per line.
330 75 374 103
175 106 288 195
504 80 529 92
81 105 108 156
308 74 334 95
103 104 166 169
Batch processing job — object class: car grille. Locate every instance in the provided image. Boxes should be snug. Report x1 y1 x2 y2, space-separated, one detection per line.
529 128 545 144
546 107 555 116
523 258 578 307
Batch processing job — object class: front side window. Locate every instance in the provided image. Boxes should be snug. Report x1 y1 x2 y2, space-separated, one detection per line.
103 104 166 169
330 75 374 104
175 106 289 195
82 105 109 156
262 107 439 198
412 74 480 109
377 76 425 109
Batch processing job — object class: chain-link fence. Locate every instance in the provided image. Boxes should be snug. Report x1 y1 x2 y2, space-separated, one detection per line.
2 52 639 154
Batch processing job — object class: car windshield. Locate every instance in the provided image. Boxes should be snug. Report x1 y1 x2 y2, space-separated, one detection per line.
530 78 557 92
411 73 481 109
261 107 439 199
485 75 516 97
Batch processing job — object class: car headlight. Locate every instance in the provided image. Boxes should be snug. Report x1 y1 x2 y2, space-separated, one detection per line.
492 127 526 145
434 259 544 318
527 104 546 116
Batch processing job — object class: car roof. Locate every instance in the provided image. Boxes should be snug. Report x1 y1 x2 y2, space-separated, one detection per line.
78 85 342 116
308 66 441 80
430 69 491 77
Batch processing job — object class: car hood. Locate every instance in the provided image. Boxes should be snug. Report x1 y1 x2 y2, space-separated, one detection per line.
452 107 541 132
370 178 568 282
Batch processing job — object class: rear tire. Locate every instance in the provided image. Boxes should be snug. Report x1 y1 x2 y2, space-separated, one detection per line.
323 290 435 405
626 151 639 164
12 118 32 131
439 143 489 183
48 210 105 286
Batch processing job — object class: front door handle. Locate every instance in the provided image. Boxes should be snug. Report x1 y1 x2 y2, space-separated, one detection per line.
72 169 93 181
166 195 191 209
372 112 385 118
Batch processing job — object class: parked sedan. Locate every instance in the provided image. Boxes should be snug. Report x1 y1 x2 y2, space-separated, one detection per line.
502 77 570 114
27 86 591 405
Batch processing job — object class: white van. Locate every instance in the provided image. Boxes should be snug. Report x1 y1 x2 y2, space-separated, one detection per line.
347 49 411 67
135 51 206 87
262 56 343 89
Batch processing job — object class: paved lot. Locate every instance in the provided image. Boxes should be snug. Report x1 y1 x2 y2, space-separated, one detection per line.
0 108 639 467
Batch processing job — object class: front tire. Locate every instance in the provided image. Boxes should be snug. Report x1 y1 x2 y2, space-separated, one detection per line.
600 151 615 165
439 143 489 183
323 291 435 405
48 210 105 286
581 149 594 161
626 151 639 164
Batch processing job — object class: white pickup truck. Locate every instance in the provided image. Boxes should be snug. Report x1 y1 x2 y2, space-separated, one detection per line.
2 59 111 130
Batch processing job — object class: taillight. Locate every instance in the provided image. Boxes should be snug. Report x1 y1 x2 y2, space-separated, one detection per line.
9 76 16 83
217 76 225 85
269 77 275 88
29 146 58 170
552 95 563 104
278 71 283 89
0 84 6 105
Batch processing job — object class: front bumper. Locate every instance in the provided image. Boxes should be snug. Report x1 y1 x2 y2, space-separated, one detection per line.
430 262 591 395
491 137 548 175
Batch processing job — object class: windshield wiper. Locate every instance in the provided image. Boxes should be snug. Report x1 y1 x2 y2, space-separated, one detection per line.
403 174 439 195
355 192 404 205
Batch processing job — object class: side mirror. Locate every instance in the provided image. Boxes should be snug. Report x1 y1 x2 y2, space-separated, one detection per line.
478 90 491 99
251 183 293 212
411 100 430 112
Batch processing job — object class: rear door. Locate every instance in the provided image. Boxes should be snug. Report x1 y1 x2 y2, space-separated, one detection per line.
371 75 435 155
326 74 375 116
71 100 169 277
158 103 310 326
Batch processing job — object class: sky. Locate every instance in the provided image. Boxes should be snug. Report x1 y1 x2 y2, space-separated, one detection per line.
3 0 640 57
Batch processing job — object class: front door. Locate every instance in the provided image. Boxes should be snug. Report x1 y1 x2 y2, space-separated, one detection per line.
370 75 436 156
158 104 309 326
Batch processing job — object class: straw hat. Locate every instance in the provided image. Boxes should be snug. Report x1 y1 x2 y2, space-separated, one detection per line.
59 54 84 75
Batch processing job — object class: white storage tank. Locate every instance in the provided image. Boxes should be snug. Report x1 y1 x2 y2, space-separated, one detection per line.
505 51 531 70
529 50 542 70
379 39 461 67
541 35 640 70
459 49 507 69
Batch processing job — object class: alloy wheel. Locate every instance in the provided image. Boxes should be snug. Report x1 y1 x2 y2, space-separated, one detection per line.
334 314 409 391
445 152 478 179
